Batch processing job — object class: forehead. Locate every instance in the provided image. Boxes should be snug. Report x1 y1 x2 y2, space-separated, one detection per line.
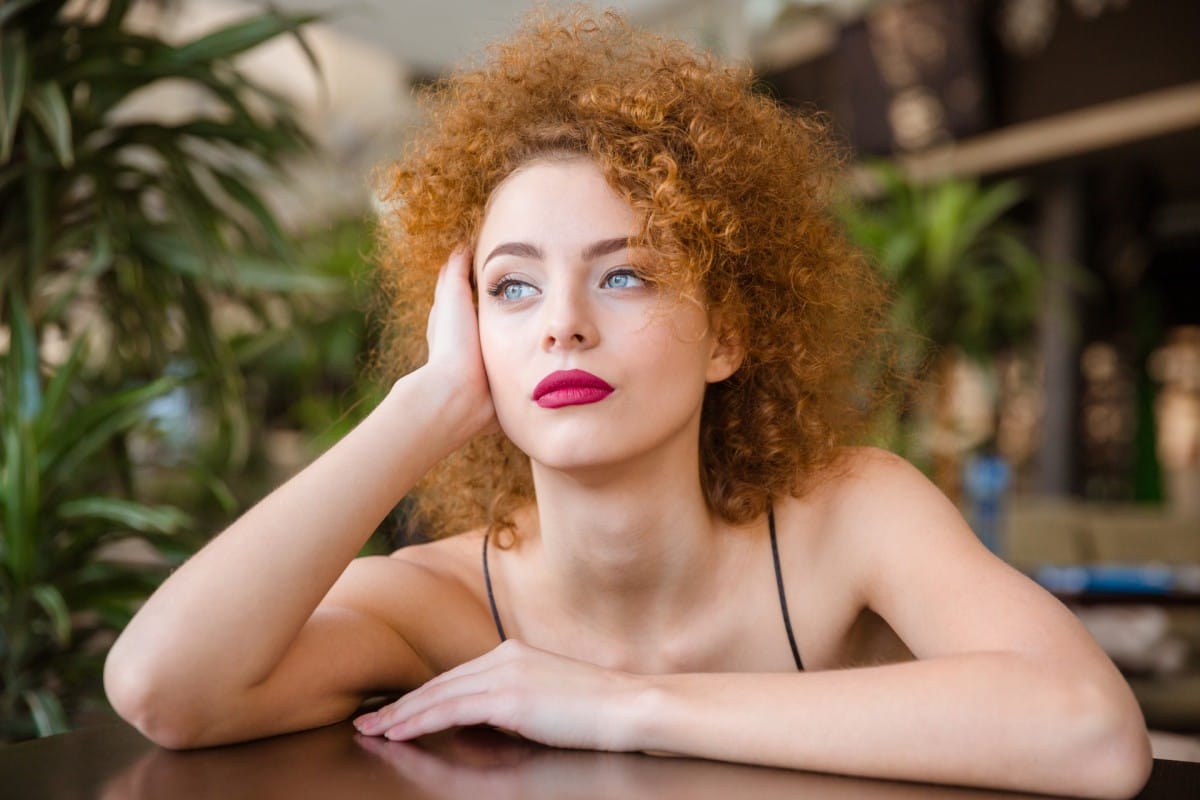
478 157 638 246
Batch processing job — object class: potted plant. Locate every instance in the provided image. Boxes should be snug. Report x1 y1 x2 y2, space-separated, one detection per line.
0 0 328 738
842 162 1046 503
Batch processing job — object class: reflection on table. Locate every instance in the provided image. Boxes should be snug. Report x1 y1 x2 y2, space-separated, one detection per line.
2 718 1196 800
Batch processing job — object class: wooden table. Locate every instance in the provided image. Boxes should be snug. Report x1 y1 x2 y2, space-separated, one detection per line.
2 719 1197 799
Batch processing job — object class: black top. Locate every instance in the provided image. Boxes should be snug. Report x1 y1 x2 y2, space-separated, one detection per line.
481 507 805 671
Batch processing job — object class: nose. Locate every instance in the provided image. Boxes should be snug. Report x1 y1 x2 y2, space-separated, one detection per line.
541 283 599 352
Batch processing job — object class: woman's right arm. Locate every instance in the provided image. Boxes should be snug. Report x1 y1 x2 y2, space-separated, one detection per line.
104 250 493 748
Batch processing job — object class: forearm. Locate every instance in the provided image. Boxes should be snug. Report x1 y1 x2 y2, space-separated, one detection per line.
106 369 468 705
631 653 1151 799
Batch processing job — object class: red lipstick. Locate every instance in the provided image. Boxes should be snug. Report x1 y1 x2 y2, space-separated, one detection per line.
532 369 614 409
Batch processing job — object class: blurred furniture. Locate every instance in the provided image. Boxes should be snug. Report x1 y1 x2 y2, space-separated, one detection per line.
1005 499 1200 732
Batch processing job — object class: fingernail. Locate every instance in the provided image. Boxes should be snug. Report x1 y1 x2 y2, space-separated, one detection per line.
354 713 376 732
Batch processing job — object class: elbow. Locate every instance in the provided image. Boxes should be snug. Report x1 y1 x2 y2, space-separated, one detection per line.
104 648 208 750
1064 679 1153 800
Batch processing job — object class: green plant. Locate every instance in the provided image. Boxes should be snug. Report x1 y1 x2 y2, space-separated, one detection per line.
842 163 1046 494
1 295 199 739
0 0 325 458
0 0 334 738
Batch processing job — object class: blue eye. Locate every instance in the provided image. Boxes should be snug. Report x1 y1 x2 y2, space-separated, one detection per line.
487 278 537 301
503 281 535 300
603 270 644 289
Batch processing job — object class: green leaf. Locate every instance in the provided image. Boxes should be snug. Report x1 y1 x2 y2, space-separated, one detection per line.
22 126 48 275
6 292 42 423
0 30 28 162
26 81 73 168
880 230 919 281
1 419 39 583
953 180 1024 259
137 229 342 293
23 688 70 737
33 336 85 441
211 168 294 259
32 584 71 646
287 22 323 98
167 12 319 65
924 181 972 283
58 566 166 623
57 497 193 536
44 225 113 322
40 376 181 486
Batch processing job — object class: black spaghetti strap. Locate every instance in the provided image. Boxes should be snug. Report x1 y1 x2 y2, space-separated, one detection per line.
482 533 507 642
769 508 804 671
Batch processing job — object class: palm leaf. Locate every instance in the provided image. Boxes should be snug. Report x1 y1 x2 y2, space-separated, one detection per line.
39 376 181 487
1 422 39 583
22 688 69 737
952 180 1025 259
168 12 318 65
31 584 70 646
33 335 85 441
136 228 342 293
25 80 72 168
0 30 29 162
57 497 192 536
43 224 112 322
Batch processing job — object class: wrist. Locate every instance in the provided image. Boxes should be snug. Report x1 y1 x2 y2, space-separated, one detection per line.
618 672 674 754
385 367 492 456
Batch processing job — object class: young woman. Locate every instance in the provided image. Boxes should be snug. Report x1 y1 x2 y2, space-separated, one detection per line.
104 10 1152 798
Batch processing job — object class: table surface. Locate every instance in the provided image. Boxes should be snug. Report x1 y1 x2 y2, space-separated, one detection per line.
2 719 1198 800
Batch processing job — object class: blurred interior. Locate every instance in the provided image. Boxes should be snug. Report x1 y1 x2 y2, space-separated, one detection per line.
4 0 1199 759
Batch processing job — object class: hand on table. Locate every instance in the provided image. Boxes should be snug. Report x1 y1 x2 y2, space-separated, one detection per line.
353 639 645 752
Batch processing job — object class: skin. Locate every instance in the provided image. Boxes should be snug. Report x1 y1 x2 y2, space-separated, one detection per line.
104 158 1153 799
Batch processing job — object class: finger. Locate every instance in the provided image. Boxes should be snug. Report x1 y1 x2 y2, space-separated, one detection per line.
427 248 476 346
382 692 498 742
355 643 525 734
438 247 472 299
357 669 497 736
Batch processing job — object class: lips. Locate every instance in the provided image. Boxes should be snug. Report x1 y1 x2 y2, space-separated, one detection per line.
532 369 614 409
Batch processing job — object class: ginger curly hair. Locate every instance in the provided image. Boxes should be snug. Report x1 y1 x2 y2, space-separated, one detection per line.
374 8 894 541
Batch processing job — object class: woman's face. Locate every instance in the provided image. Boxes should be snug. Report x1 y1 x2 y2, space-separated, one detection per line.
474 157 740 472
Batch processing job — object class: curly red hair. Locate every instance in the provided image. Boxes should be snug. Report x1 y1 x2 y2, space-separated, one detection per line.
374 8 894 540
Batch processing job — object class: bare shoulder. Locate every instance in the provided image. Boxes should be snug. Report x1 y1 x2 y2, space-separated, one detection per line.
801 447 1106 664
826 445 940 501
766 447 952 654
808 445 968 553
773 446 950 556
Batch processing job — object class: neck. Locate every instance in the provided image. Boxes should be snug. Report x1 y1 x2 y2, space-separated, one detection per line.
523 427 744 649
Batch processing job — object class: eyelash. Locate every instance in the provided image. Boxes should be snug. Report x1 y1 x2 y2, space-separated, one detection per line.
485 277 527 299
485 268 646 299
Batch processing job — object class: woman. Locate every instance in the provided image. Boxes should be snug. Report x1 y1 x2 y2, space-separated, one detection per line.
104 10 1151 798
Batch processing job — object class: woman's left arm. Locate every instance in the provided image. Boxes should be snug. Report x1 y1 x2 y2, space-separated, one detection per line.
631 451 1152 799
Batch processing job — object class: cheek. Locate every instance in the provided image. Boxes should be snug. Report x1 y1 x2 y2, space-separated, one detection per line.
478 317 526 408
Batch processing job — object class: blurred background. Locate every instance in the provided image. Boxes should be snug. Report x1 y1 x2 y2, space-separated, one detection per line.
1 0 1197 751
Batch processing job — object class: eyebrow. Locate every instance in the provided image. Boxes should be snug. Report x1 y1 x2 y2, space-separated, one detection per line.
582 237 633 260
481 237 632 269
